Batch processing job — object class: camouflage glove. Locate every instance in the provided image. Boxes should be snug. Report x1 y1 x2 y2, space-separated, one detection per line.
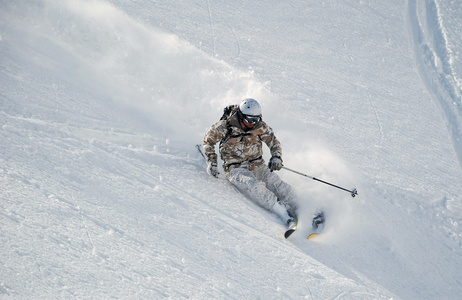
207 161 219 177
269 156 283 171
206 153 219 177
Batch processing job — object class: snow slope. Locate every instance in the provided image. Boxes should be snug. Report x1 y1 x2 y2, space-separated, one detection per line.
1 0 462 299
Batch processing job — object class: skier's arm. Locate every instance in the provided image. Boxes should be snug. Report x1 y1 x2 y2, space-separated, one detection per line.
260 123 283 171
203 121 227 174
260 123 282 158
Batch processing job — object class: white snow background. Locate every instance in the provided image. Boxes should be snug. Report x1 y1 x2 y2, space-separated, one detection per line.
1 0 462 299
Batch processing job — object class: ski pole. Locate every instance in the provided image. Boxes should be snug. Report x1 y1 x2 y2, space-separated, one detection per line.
281 166 358 197
196 144 206 159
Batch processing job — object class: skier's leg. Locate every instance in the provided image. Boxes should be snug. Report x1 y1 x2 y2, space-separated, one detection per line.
227 167 295 226
256 166 298 214
272 199 297 227
227 167 277 210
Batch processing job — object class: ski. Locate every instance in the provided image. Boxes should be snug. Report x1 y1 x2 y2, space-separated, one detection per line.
284 211 325 239
284 217 298 239
307 223 325 239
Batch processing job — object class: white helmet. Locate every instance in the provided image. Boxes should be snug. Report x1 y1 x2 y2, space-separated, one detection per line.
239 98 261 116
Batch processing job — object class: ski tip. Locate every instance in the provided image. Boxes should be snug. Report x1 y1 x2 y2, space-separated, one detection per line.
307 233 319 240
284 229 296 239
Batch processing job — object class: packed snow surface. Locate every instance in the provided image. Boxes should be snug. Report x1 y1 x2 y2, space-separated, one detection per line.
1 0 462 299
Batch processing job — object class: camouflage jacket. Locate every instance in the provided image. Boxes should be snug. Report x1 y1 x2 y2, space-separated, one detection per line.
203 110 282 172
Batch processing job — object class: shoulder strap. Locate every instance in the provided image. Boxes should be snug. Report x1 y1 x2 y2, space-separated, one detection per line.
221 119 234 145
219 105 238 144
220 105 239 120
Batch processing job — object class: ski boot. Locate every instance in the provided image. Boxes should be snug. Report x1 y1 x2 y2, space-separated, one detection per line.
286 210 297 230
312 211 325 229
273 201 297 229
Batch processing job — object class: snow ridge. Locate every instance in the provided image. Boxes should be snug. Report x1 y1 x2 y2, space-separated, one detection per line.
407 0 462 171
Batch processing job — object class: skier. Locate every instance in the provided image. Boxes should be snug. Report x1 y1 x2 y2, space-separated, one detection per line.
203 98 297 229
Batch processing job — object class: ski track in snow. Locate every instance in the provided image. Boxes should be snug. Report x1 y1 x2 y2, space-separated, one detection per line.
407 0 462 172
205 0 216 55
341 40 384 148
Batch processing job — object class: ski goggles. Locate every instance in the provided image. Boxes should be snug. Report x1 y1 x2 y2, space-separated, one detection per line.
243 114 261 124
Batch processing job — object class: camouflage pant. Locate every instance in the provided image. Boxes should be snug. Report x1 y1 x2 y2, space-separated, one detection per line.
226 164 297 214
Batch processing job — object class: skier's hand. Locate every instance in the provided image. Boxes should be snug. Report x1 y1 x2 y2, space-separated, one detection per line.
269 156 283 171
207 161 219 177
